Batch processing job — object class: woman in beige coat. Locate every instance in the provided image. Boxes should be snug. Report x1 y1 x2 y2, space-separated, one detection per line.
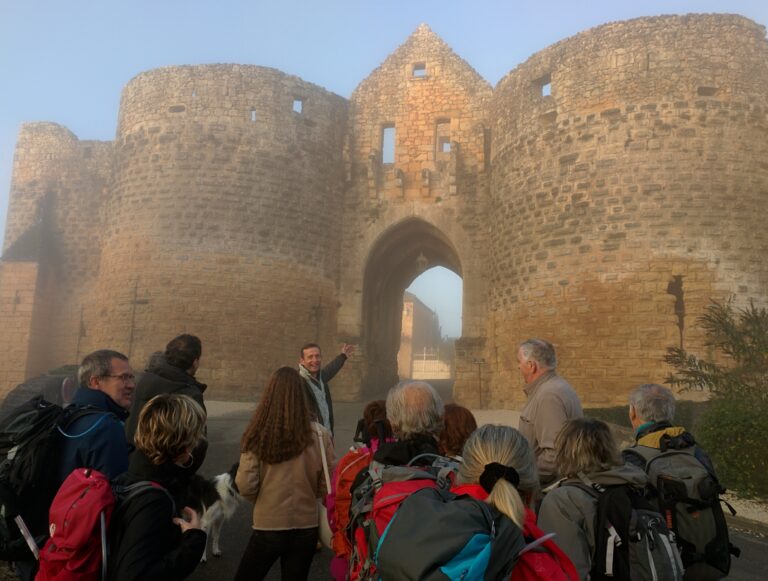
234 367 334 581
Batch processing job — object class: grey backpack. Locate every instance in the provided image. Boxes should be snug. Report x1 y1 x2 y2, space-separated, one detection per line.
625 435 739 576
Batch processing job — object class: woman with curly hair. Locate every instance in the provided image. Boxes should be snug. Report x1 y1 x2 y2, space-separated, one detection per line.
234 367 335 581
108 393 207 581
438 403 478 460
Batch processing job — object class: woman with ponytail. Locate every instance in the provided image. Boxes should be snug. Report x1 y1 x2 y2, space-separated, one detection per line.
452 424 578 580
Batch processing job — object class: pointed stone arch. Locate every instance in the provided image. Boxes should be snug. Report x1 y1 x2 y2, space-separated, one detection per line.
361 217 462 396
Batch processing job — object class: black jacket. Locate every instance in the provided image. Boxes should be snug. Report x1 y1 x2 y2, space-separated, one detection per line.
107 451 206 581
350 433 442 493
126 359 207 442
373 433 442 466
126 359 208 472
302 353 347 433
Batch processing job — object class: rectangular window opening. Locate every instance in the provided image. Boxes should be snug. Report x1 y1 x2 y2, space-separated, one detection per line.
251 109 257 122
382 126 396 164
293 98 304 114
435 119 451 156
533 73 552 97
412 63 427 78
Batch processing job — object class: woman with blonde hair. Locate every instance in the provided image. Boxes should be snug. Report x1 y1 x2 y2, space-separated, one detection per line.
107 393 207 581
451 424 578 580
234 367 334 581
538 418 648 579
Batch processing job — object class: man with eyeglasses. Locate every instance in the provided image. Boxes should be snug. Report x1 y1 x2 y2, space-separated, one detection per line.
13 349 136 581
56 349 136 483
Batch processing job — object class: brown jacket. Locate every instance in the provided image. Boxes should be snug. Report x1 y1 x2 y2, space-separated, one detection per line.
519 371 583 483
236 422 335 530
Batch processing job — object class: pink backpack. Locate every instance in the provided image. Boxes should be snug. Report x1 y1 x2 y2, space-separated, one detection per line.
35 468 170 581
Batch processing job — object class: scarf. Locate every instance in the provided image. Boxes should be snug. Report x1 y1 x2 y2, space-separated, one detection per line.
299 364 330 430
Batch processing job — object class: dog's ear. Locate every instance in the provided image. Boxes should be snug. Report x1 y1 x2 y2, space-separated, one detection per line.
228 462 240 480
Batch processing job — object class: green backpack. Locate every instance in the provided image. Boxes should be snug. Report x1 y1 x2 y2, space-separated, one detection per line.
624 432 739 577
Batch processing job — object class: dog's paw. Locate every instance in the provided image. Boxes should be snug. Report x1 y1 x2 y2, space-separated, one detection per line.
213 549 222 557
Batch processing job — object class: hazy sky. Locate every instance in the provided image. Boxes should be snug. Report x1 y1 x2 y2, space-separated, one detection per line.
2 0 766 338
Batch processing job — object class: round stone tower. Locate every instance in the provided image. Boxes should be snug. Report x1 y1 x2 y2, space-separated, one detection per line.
489 14 768 406
93 65 348 396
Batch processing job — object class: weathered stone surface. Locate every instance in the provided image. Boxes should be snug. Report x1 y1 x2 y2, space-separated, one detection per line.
1 15 767 407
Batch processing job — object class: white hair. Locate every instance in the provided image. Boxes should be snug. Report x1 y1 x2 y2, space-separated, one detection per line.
629 383 676 423
385 381 444 439
518 338 557 370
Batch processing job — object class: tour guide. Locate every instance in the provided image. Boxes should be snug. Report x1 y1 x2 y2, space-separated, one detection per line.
298 342 355 433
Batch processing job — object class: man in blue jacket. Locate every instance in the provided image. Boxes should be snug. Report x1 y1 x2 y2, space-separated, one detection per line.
57 349 135 482
16 350 135 581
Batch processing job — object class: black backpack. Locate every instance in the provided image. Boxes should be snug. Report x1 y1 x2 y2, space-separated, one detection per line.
625 433 740 576
0 395 105 560
566 477 684 581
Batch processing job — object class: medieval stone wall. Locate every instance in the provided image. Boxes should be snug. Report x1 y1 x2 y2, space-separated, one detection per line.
3 123 112 374
2 15 767 406
489 14 768 407
82 65 348 398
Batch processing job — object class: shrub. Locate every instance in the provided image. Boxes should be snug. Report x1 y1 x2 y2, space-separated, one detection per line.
665 298 768 498
665 299 768 398
696 395 768 499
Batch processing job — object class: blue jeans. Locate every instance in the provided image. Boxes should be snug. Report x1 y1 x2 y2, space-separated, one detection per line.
233 527 318 581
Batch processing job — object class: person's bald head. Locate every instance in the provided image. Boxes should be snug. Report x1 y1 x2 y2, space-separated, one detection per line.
386 381 444 439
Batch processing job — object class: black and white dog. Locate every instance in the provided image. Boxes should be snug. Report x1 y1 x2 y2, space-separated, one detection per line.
185 463 244 562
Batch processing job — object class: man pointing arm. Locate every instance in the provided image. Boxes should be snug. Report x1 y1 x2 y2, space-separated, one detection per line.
298 343 355 434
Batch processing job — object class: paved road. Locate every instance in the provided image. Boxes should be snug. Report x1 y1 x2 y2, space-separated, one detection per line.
190 395 767 581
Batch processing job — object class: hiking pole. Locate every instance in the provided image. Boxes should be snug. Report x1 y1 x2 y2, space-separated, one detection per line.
14 515 40 560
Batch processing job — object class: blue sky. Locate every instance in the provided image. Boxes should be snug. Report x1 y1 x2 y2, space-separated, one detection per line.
1 0 766 338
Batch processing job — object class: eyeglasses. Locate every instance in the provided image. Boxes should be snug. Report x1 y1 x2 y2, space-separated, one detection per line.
101 373 136 383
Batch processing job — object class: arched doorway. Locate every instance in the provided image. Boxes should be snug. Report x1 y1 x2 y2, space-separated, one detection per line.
362 218 462 396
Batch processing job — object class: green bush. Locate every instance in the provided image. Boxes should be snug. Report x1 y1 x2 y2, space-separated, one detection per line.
696 395 768 499
665 299 768 399
664 298 768 499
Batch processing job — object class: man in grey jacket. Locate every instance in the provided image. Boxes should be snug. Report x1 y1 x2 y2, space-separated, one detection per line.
517 338 583 484
298 342 355 434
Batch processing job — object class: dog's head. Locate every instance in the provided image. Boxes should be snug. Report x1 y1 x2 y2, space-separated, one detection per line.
183 473 220 514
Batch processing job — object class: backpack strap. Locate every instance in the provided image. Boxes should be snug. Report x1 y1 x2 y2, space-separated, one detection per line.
116 481 175 514
57 408 118 439
405 453 441 466
519 532 557 555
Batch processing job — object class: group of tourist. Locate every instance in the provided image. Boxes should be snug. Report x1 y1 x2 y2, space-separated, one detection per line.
232 337 732 581
2 333 734 580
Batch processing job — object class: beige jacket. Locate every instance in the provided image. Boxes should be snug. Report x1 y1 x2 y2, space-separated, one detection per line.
236 422 335 530
519 371 583 483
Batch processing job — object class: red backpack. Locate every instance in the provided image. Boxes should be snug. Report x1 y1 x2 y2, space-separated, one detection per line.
512 513 579 581
348 455 458 581
35 468 171 581
330 446 375 559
